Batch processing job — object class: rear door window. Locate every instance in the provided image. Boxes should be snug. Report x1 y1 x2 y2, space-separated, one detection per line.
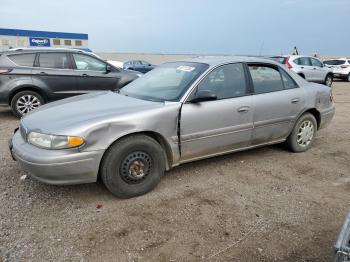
38 53 70 69
296 57 312 66
248 65 284 94
8 53 36 67
280 69 298 89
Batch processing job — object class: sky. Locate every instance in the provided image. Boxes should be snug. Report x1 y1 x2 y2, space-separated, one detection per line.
0 0 349 55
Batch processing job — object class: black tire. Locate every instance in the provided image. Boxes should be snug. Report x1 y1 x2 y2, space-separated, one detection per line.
324 74 333 87
286 113 317 153
347 73 350 82
298 73 305 79
10 90 44 118
100 135 165 198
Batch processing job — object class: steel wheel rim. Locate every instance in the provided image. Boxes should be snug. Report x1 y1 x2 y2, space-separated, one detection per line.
326 76 332 87
120 151 152 184
16 95 41 115
297 120 314 147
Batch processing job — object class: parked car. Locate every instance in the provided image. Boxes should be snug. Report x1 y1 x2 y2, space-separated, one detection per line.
0 48 140 117
123 60 156 73
9 56 335 198
334 210 350 262
269 55 333 87
324 58 350 82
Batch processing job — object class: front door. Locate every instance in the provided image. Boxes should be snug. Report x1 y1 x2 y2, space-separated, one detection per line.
180 63 254 162
310 57 327 82
71 53 121 93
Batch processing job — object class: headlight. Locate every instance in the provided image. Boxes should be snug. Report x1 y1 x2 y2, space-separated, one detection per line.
27 132 84 149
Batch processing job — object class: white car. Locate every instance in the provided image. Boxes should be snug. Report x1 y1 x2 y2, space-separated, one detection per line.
283 55 333 87
324 58 350 82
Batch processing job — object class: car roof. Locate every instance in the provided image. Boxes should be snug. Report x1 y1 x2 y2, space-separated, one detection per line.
1 47 92 55
178 55 281 67
324 58 349 60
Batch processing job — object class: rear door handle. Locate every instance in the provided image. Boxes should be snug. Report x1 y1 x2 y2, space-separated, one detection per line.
237 106 250 113
81 73 89 77
39 72 47 75
291 98 300 104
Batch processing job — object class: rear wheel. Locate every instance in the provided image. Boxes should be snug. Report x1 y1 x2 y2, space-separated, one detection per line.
347 73 350 82
10 90 44 118
325 74 333 87
286 113 317 153
101 135 165 198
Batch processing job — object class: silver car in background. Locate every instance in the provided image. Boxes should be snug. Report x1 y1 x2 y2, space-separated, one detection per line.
9 56 335 198
283 55 333 87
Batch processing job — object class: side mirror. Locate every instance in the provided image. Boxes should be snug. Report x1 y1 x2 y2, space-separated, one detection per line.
106 65 112 73
189 90 217 103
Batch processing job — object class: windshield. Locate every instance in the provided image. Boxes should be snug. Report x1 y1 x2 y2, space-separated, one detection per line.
324 60 346 65
120 62 209 102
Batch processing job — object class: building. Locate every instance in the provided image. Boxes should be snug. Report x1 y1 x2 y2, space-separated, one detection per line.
0 28 89 51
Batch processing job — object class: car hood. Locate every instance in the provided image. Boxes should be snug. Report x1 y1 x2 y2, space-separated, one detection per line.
21 91 165 135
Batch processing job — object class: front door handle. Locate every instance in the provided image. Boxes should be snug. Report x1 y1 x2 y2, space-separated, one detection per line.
81 73 89 77
237 106 250 113
291 98 300 104
39 72 47 75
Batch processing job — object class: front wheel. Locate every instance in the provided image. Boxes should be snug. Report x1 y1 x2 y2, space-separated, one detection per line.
325 74 333 87
101 135 165 198
286 113 317 153
10 90 44 118
346 73 350 82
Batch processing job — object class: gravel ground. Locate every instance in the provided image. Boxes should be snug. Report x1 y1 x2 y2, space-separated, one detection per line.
0 81 349 262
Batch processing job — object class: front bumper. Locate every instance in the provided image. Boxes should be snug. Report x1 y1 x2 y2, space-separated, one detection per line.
10 130 104 185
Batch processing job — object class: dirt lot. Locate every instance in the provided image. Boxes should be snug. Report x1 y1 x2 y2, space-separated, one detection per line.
0 81 349 262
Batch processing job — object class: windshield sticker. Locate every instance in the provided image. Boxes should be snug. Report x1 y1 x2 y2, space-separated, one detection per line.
177 66 195 72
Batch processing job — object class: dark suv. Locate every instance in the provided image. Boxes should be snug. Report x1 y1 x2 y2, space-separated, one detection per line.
0 48 140 117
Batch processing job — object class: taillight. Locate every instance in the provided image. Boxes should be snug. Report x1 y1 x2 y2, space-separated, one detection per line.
0 69 11 74
285 57 292 69
341 65 349 68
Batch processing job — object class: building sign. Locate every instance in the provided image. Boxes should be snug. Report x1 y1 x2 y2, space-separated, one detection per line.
29 37 50 47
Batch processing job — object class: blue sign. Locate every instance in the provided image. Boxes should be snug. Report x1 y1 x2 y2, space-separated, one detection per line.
29 37 50 47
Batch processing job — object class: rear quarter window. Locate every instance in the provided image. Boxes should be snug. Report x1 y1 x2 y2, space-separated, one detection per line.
8 53 36 67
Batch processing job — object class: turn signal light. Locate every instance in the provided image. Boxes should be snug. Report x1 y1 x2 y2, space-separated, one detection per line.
68 136 84 148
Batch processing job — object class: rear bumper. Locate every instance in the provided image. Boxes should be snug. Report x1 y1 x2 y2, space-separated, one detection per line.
10 130 104 185
333 73 349 78
334 210 350 262
319 106 335 129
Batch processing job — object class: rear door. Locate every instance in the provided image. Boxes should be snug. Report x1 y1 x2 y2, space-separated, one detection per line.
71 53 121 92
31 52 79 101
247 63 305 145
295 57 313 80
180 63 254 162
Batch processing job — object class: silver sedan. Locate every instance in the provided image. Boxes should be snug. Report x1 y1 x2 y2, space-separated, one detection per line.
9 56 335 198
